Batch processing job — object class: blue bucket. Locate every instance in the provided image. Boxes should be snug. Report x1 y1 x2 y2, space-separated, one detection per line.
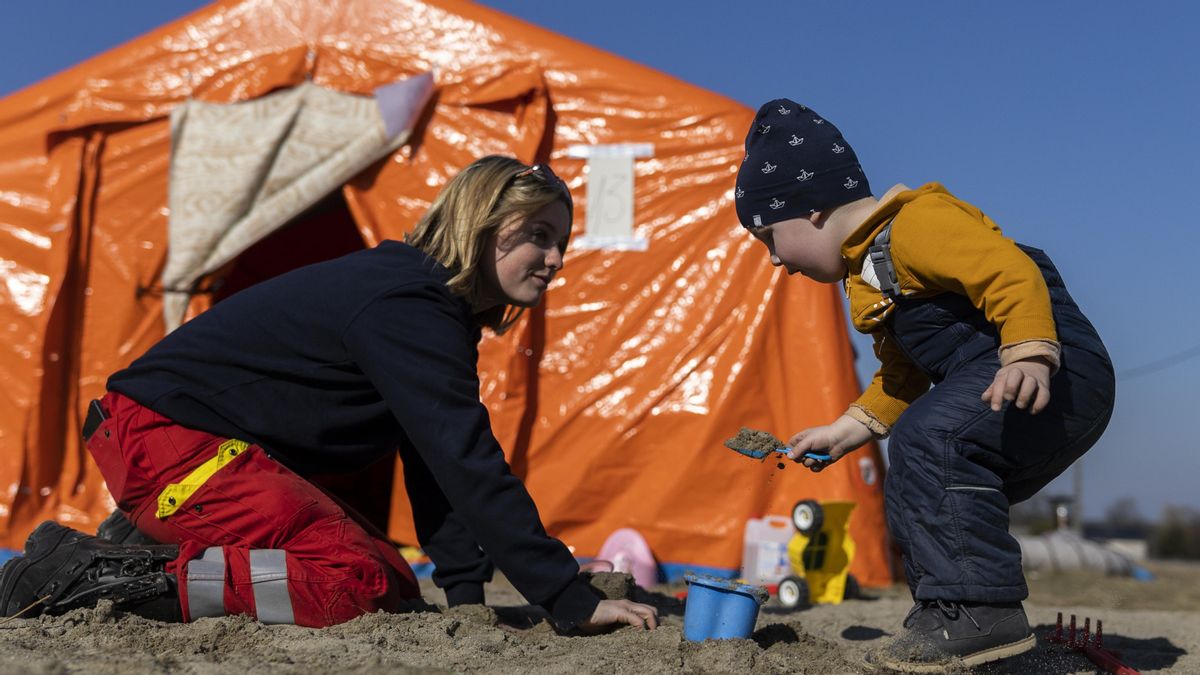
682 573 769 641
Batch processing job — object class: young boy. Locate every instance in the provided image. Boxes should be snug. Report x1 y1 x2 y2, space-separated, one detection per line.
735 99 1115 671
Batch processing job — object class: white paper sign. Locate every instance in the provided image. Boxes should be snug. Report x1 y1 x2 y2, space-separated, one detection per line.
568 143 652 251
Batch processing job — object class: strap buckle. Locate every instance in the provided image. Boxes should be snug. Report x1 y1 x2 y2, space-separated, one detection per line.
868 216 901 299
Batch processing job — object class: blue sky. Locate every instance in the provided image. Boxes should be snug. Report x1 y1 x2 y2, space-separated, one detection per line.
2 1 1197 521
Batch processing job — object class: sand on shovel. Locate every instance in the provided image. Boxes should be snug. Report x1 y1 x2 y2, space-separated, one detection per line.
723 427 785 459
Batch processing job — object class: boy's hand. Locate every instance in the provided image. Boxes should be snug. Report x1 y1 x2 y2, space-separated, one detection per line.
577 599 659 633
982 356 1053 414
784 415 873 472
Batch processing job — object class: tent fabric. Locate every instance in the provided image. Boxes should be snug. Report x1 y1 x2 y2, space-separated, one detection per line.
163 74 433 331
0 0 895 586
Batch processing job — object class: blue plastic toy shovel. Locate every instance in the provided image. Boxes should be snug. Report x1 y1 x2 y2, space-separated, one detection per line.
728 446 832 462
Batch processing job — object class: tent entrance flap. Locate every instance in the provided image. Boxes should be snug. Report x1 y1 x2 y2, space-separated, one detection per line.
210 191 366 304
162 73 433 331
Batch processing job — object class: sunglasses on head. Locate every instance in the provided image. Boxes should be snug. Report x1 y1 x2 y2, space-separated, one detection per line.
510 163 573 213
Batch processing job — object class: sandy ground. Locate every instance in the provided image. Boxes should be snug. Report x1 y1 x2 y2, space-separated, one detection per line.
0 561 1195 674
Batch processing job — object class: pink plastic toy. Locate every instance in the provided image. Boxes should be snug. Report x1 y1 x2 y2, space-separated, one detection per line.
596 528 658 588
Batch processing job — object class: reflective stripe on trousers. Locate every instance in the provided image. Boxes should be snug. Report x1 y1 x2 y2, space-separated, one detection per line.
185 547 295 624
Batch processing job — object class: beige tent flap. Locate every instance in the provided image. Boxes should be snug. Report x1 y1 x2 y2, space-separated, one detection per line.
162 72 434 330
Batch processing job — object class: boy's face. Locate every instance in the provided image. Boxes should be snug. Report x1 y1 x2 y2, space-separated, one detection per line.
750 216 847 283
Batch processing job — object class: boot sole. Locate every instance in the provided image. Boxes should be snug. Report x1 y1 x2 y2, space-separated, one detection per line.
0 522 78 617
879 633 1037 672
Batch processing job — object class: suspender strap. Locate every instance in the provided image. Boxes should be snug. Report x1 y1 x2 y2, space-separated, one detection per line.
867 216 901 299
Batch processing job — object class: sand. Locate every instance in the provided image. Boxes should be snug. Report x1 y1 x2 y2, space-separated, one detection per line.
0 562 1195 673
723 427 784 455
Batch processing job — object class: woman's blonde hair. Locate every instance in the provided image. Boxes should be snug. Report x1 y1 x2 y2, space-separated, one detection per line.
405 155 573 334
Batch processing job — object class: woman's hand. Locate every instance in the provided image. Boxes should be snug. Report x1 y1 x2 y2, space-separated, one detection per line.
577 599 659 633
982 356 1052 414
784 415 873 472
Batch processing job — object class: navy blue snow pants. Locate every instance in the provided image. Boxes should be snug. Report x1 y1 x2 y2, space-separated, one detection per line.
882 246 1115 603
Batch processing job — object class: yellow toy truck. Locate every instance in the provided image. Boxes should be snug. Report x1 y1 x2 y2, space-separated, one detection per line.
776 499 860 609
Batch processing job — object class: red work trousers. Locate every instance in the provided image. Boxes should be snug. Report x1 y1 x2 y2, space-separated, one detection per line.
85 392 419 627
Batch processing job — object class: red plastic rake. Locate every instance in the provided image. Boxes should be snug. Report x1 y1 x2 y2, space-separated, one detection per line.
1048 612 1141 675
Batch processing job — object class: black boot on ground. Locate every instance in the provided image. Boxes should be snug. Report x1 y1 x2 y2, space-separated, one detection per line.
0 521 182 621
866 600 1035 672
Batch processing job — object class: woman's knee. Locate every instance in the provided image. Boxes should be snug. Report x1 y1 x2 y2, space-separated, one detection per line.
324 555 398 619
287 521 418 623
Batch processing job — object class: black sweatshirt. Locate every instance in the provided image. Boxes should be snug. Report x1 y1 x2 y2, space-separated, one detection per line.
109 240 600 627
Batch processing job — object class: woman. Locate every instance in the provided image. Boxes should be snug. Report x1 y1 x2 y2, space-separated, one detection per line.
0 156 658 632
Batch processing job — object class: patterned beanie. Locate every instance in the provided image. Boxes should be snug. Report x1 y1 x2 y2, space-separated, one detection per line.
735 98 871 229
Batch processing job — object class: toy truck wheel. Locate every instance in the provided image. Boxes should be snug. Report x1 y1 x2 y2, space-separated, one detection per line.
844 573 860 600
791 500 824 536
777 576 809 609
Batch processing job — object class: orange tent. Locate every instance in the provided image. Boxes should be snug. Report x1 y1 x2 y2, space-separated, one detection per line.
0 0 894 585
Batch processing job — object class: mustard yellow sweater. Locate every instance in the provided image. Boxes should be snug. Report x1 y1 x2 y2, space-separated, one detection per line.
840 183 1061 436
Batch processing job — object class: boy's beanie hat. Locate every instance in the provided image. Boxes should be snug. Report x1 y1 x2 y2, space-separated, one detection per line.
735 98 871 229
